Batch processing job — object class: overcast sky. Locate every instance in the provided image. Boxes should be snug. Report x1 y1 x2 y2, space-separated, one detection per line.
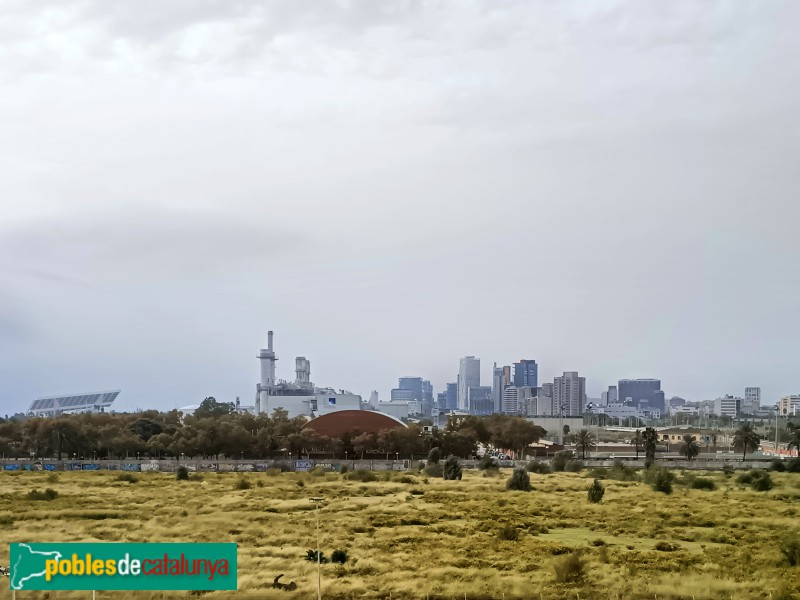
2 0 799 415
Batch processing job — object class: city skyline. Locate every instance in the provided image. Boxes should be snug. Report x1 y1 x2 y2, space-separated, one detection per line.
2 2 799 414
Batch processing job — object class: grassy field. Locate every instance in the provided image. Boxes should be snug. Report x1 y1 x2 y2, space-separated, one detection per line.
1 467 799 599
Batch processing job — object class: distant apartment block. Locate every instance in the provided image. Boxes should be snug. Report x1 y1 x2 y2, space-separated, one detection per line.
778 395 800 416
553 372 586 417
714 395 742 418
742 387 761 415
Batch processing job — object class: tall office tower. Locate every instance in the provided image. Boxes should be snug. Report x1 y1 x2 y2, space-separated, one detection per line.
600 385 617 406
503 365 512 386
458 356 480 411
743 387 761 414
467 386 494 415
492 363 507 414
421 380 434 415
436 391 447 409
398 377 424 401
537 383 554 415
618 379 663 412
445 382 458 410
513 360 538 388
553 371 586 417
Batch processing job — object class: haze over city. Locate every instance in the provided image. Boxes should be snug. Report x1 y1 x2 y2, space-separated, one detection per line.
2 1 799 415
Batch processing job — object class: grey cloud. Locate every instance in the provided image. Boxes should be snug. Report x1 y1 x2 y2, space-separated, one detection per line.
0 209 307 281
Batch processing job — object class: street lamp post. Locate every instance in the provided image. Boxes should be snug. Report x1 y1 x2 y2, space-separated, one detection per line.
309 497 324 600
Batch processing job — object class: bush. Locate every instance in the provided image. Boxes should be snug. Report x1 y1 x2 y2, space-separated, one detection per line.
305 549 328 563
779 533 800 566
234 478 252 490
506 467 532 491
27 488 58 501
266 468 282 477
526 460 551 474
645 467 674 495
478 455 499 470
565 459 584 473
47 473 59 484
751 471 773 492
271 461 292 472
771 459 787 472
427 447 441 464
309 466 328 477
552 552 585 583
608 460 637 481
497 525 519 541
424 463 443 478
738 469 773 491
722 464 734 478
346 469 378 483
786 458 800 473
339 464 349 474
654 541 679 552
689 477 716 491
587 479 605 503
176 466 189 481
116 473 139 484
443 456 462 481
552 451 574 472
331 549 349 564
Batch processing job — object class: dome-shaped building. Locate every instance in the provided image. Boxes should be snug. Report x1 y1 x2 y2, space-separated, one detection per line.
302 410 407 437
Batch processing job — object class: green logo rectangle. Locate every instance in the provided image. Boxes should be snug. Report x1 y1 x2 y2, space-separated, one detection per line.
10 543 237 591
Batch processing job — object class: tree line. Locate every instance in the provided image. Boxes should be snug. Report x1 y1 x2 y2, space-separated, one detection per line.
0 398 547 461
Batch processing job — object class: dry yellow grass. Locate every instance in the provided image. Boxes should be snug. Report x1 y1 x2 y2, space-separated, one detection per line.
1 468 799 599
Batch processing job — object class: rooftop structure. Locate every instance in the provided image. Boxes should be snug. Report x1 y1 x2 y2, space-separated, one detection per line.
29 390 120 417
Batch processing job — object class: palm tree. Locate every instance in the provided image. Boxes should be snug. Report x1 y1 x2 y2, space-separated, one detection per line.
732 424 761 461
643 427 658 467
631 430 643 459
574 429 595 459
679 435 701 461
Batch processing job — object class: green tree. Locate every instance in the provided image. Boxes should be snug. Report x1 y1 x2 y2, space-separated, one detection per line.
587 479 605 503
194 397 234 419
679 435 701 461
733 424 761 461
562 425 570 440
643 427 658 468
574 429 595 460
427 447 441 464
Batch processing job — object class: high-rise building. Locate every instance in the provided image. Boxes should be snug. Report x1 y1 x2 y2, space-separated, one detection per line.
600 385 617 406
458 356 480 411
467 386 493 415
743 387 761 415
398 377 423 401
422 379 434 415
492 363 508 414
513 360 538 388
553 372 586 417
436 391 447 409
618 379 664 412
502 386 519 415
445 383 458 411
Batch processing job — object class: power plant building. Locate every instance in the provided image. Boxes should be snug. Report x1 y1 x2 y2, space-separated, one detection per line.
255 331 361 419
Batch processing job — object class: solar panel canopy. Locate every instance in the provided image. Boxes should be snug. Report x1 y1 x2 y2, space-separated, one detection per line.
28 390 120 416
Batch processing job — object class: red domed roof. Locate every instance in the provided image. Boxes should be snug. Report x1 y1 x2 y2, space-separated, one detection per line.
302 410 407 437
